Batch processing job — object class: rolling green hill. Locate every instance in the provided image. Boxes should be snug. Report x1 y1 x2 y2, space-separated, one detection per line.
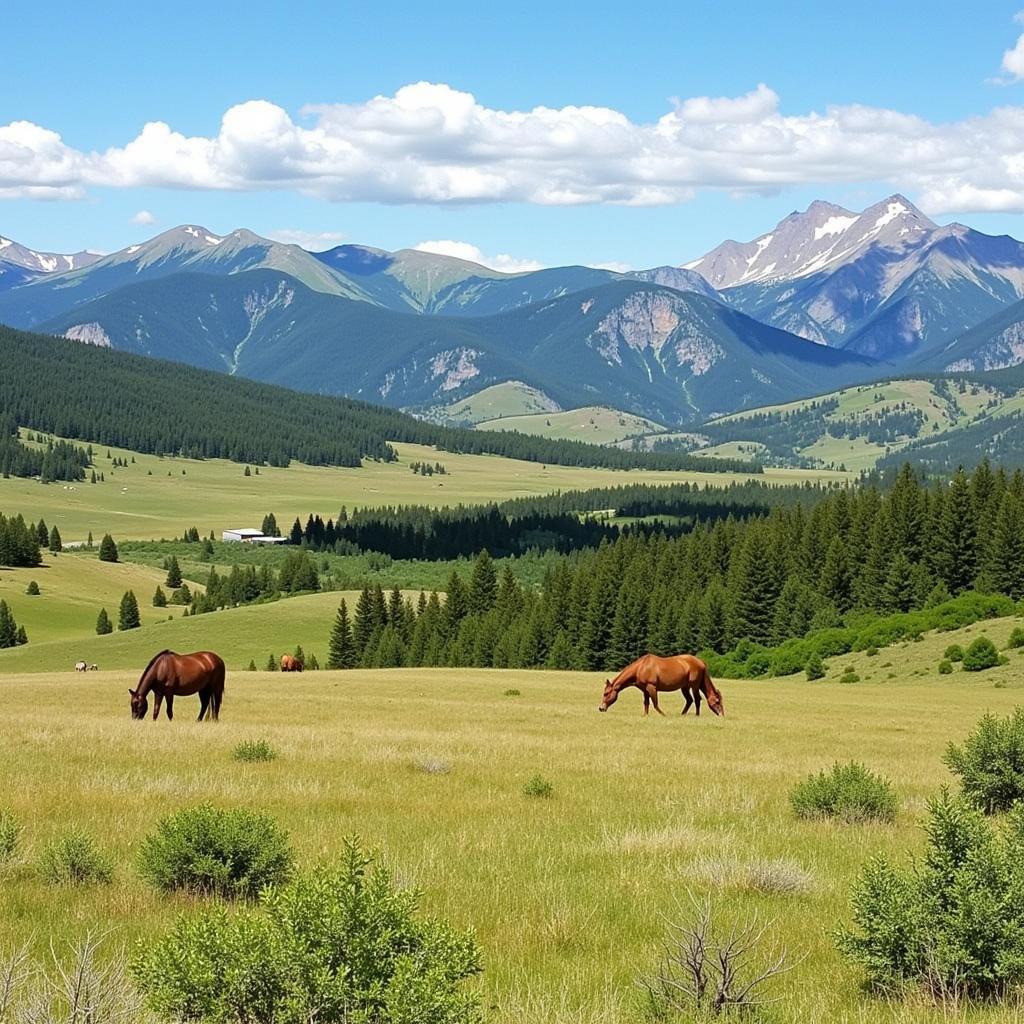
475 406 665 445
420 382 561 425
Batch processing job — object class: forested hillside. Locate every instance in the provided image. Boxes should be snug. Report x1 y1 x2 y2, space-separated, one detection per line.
0 325 756 473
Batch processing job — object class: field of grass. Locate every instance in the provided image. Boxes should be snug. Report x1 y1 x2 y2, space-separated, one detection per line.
431 381 561 423
1 435 848 544
475 406 665 445
3 613 1024 1022
0 552 173 646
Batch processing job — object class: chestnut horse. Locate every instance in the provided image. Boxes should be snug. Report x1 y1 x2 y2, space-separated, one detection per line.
280 654 303 672
598 653 724 717
129 650 225 721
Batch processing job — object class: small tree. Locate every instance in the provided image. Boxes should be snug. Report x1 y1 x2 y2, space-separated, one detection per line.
26 580 40 596
266 654 277 671
805 652 826 681
945 708 1024 813
118 590 141 631
165 556 182 589
96 608 113 635
962 636 999 672
48 525 62 553
98 534 118 563
0 601 19 649
327 598 357 669
293 644 305 668
247 659 257 671
153 585 167 608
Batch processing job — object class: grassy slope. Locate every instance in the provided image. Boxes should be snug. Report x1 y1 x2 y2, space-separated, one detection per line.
432 381 560 423
2 614 1024 1022
1 436 847 543
0 554 171 646
475 406 666 445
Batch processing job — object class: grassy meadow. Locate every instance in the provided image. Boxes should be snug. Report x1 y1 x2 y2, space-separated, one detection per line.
475 406 665 445
4 434 847 543
3 615 1024 1023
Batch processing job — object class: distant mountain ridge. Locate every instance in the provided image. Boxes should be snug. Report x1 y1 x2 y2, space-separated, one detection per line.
0 235 101 294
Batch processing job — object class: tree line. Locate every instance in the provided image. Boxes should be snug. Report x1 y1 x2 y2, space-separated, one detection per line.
0 418 91 482
323 461 1024 671
0 324 757 473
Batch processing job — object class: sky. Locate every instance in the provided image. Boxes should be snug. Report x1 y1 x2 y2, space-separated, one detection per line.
5 0 1024 270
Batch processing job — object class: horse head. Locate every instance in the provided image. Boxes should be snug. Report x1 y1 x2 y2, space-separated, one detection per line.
128 687 149 720
706 684 724 717
598 679 619 712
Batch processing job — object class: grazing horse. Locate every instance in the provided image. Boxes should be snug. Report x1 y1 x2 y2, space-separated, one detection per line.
74 661 87 672
280 654 303 672
598 653 724 718
129 650 225 722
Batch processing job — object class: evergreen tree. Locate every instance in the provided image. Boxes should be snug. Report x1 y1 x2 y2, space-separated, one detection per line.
0 600 17 648
36 518 49 547
881 551 916 613
327 598 357 669
165 555 182 589
988 489 1024 599
468 550 498 615
260 513 279 537
25 580 40 596
819 536 854 612
728 526 779 645
352 586 376 657
15 625 27 646
266 654 278 671
48 525 62 553
95 607 112 635
118 590 141 630
545 630 575 669
293 645 305 668
934 468 977 594
98 533 118 563
153 585 167 607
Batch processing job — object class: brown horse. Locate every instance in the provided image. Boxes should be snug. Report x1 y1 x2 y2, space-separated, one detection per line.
280 654 303 672
598 653 724 717
129 650 225 721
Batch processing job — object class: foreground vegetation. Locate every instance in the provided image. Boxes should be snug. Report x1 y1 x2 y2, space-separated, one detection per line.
2 617 1024 1022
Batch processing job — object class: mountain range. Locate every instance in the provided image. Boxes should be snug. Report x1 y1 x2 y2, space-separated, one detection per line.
4 194 1024 424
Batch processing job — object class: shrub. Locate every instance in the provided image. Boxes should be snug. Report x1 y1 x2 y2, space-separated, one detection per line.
945 643 964 662
963 636 999 672
0 810 19 862
944 708 1024 813
865 646 879 657
138 805 293 899
503 688 521 696
232 740 277 763
523 774 553 799
790 762 897 823
1007 627 1024 650
25 580 39 596
839 670 860 684
98 533 118 562
938 659 953 675
805 652 825 681
38 830 113 885
132 840 482 1024
838 791 1024 998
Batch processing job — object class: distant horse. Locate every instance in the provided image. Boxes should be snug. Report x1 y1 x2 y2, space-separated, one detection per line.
598 653 724 718
280 654 303 672
74 661 87 672
90 664 98 671
129 650 225 721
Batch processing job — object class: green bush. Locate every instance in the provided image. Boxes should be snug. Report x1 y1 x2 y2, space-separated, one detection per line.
838 791 1024 997
945 643 964 662
132 839 482 1024
25 580 39 596
938 660 953 675
1007 627 1024 650
138 805 293 899
963 636 999 672
503 688 521 696
865 646 879 657
944 708 1024 813
523 774 553 799
790 762 897 823
839 670 860 684
0 809 19 862
805 652 825 681
38 830 113 885
232 740 278 763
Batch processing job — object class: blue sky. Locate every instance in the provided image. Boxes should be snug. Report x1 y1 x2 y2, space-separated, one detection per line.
5 0 1024 269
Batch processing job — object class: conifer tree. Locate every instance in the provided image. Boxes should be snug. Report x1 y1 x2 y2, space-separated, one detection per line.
36 519 49 547
98 533 118 563
153 585 167 607
934 468 977 593
0 600 17 648
327 598 357 669
165 555 182 589
48 525 62 553
468 550 498 615
95 608 112 635
118 590 141 630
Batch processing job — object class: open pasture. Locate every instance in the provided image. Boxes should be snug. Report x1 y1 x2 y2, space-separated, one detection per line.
2 638 1024 1023
3 434 849 543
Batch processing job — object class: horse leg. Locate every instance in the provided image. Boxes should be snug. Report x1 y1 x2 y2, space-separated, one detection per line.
152 691 163 721
211 686 222 722
642 690 650 717
197 688 210 722
165 694 174 721
682 690 694 715
694 691 702 717
650 688 666 717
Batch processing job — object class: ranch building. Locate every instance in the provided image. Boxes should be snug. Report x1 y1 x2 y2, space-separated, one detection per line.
222 528 288 544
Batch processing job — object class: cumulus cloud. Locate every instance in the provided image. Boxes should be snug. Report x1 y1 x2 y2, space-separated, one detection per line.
266 228 346 250
413 239 544 273
6 81 1024 213
131 209 156 225
999 11 1024 82
589 260 632 273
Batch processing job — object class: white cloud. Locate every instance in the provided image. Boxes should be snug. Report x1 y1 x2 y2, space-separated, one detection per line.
6 81 1024 213
266 228 346 250
413 239 544 273
131 209 156 225
589 260 632 273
